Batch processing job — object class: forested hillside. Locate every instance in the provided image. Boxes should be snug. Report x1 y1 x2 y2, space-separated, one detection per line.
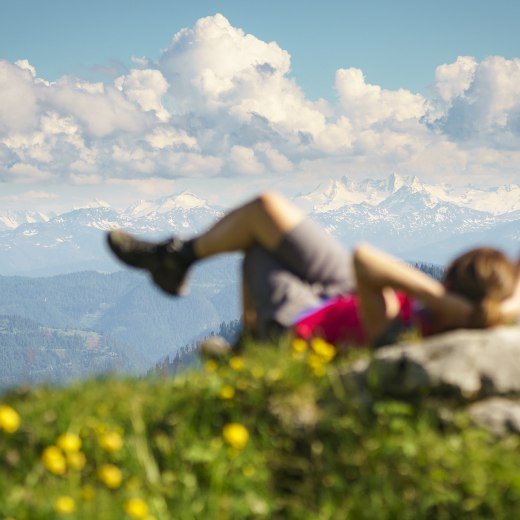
0 315 142 389
0 257 240 388
152 319 242 376
0 256 240 361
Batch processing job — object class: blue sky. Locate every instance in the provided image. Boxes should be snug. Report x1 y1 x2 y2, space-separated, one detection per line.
3 0 519 99
1 1 519 211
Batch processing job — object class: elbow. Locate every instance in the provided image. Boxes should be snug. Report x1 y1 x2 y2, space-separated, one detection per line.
353 243 370 280
353 243 371 267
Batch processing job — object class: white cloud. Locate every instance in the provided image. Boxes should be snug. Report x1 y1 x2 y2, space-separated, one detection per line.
1 190 58 202
159 14 290 112
174 152 223 176
0 60 39 133
14 59 36 77
145 127 198 150
432 56 520 144
41 112 79 136
158 13 326 141
110 144 155 175
433 56 477 103
229 145 264 175
313 116 353 153
0 15 519 208
115 69 170 121
254 142 293 172
2 163 51 183
131 56 150 67
335 68 428 128
106 177 177 196
43 77 151 138
69 172 104 185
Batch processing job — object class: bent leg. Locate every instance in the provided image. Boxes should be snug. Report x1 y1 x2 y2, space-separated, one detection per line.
196 192 355 295
108 191 354 300
107 192 305 296
273 219 355 296
194 192 305 258
243 245 322 338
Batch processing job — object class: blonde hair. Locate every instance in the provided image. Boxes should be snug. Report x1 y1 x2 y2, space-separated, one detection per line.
443 248 519 328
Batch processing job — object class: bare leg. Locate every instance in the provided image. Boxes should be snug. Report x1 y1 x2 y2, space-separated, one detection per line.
107 192 305 297
194 192 304 259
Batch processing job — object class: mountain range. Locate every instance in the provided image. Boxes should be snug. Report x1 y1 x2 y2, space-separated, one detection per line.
0 314 140 390
0 173 518 276
2 174 517 388
0 265 240 388
297 174 519 261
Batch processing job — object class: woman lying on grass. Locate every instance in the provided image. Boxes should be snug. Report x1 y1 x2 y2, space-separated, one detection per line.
107 192 520 350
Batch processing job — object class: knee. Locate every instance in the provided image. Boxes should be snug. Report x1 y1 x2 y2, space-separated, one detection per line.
253 191 289 214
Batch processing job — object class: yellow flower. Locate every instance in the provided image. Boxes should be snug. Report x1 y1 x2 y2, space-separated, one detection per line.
291 338 308 353
42 446 67 475
229 356 245 371
67 451 87 470
204 359 218 373
251 366 264 379
54 495 76 514
57 432 82 453
98 463 123 489
99 430 124 453
0 404 21 433
222 423 249 450
308 353 326 377
312 364 326 377
124 497 149 519
311 338 336 363
243 464 255 477
219 385 235 400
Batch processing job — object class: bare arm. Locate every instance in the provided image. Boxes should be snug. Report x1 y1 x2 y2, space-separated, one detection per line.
500 275 520 323
353 243 474 340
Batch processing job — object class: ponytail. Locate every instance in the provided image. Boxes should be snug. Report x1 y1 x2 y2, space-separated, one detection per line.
468 298 503 329
444 247 519 329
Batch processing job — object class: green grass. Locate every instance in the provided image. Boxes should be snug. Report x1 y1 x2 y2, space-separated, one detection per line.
1 339 519 519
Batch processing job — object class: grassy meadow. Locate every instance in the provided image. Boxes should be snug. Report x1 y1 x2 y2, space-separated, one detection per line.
1 338 519 519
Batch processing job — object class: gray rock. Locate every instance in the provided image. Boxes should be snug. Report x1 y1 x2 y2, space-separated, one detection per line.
365 326 520 401
346 326 520 436
468 397 520 436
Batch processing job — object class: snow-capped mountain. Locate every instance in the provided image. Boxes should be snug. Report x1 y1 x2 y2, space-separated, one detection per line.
295 173 415 212
0 192 222 276
313 193 500 262
298 173 520 215
126 191 210 217
0 176 518 275
121 191 222 233
0 210 54 231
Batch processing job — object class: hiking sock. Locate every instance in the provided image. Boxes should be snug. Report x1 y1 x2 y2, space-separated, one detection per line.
178 239 198 266
159 237 199 268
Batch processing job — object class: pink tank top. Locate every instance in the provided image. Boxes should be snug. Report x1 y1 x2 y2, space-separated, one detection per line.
293 292 429 346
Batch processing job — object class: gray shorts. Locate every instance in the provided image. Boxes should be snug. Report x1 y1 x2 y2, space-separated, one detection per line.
243 218 355 338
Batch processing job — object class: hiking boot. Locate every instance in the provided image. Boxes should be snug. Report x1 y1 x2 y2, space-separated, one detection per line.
107 230 190 296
